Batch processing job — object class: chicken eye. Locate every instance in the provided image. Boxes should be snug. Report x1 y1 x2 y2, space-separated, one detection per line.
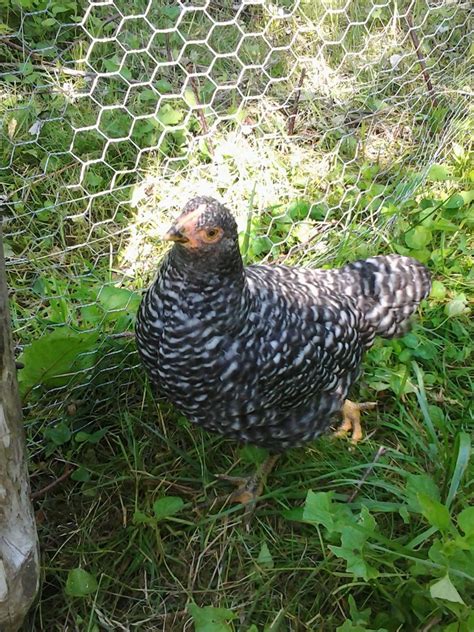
206 228 219 240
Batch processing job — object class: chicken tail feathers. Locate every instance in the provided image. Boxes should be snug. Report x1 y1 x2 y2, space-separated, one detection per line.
343 255 431 338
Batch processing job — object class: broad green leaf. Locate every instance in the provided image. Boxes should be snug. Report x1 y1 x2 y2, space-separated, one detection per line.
443 193 465 209
427 405 445 429
161 6 180 21
74 428 108 444
187 603 236 632
405 226 432 250
139 89 158 102
429 538 474 579
18 327 99 396
303 490 335 532
256 542 274 570
405 474 440 513
460 190 474 205
282 507 304 522
51 4 74 15
71 467 91 482
458 507 474 536
96 285 140 315
412 342 437 361
430 574 465 604
389 366 416 395
368 380 391 392
329 508 378 581
347 594 372 626
90 286 140 331
430 280 446 300
406 248 431 263
287 199 310 220
445 293 469 317
444 618 474 632
153 496 184 521
44 422 71 446
346 594 390 630
18 61 34 75
274 212 293 226
418 206 435 226
81 305 104 325
432 217 458 232
337 624 365 632
155 79 173 93
427 164 451 181
183 87 198 107
417 492 451 532
132 510 152 525
157 104 183 126
359 506 377 532
251 236 272 257
393 173 424 198
402 333 419 348
310 203 326 220
402 334 436 360
337 623 388 632
65 568 98 597
329 533 378 581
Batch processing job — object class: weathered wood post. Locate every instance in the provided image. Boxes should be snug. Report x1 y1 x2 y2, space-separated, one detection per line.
0 222 40 631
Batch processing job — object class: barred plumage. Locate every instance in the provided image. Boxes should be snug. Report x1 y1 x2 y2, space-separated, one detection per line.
136 197 431 451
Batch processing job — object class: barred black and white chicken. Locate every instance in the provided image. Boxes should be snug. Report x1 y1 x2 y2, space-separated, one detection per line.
136 196 431 509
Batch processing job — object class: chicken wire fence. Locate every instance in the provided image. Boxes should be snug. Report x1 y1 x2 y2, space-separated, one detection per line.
0 0 472 430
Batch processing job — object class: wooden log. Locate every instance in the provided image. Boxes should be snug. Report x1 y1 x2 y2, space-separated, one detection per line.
0 223 40 631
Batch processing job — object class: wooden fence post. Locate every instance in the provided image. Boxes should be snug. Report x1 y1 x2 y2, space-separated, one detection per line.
0 222 40 631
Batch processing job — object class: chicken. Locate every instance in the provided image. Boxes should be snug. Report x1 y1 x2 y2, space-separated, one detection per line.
136 196 431 511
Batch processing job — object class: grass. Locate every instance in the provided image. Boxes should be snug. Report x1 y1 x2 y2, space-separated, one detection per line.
1 0 473 630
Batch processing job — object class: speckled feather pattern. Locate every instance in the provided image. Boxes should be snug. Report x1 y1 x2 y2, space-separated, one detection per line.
136 197 431 451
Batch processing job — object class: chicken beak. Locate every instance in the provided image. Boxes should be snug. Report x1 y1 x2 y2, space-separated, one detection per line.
163 225 189 244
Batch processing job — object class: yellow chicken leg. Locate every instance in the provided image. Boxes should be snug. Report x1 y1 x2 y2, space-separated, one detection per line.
334 399 377 444
216 454 280 527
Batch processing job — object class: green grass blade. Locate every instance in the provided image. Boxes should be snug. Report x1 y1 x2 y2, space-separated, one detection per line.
445 431 471 508
412 361 439 452
241 183 257 264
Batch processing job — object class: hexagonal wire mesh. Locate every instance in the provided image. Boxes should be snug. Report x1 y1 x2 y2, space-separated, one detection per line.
0 0 472 433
